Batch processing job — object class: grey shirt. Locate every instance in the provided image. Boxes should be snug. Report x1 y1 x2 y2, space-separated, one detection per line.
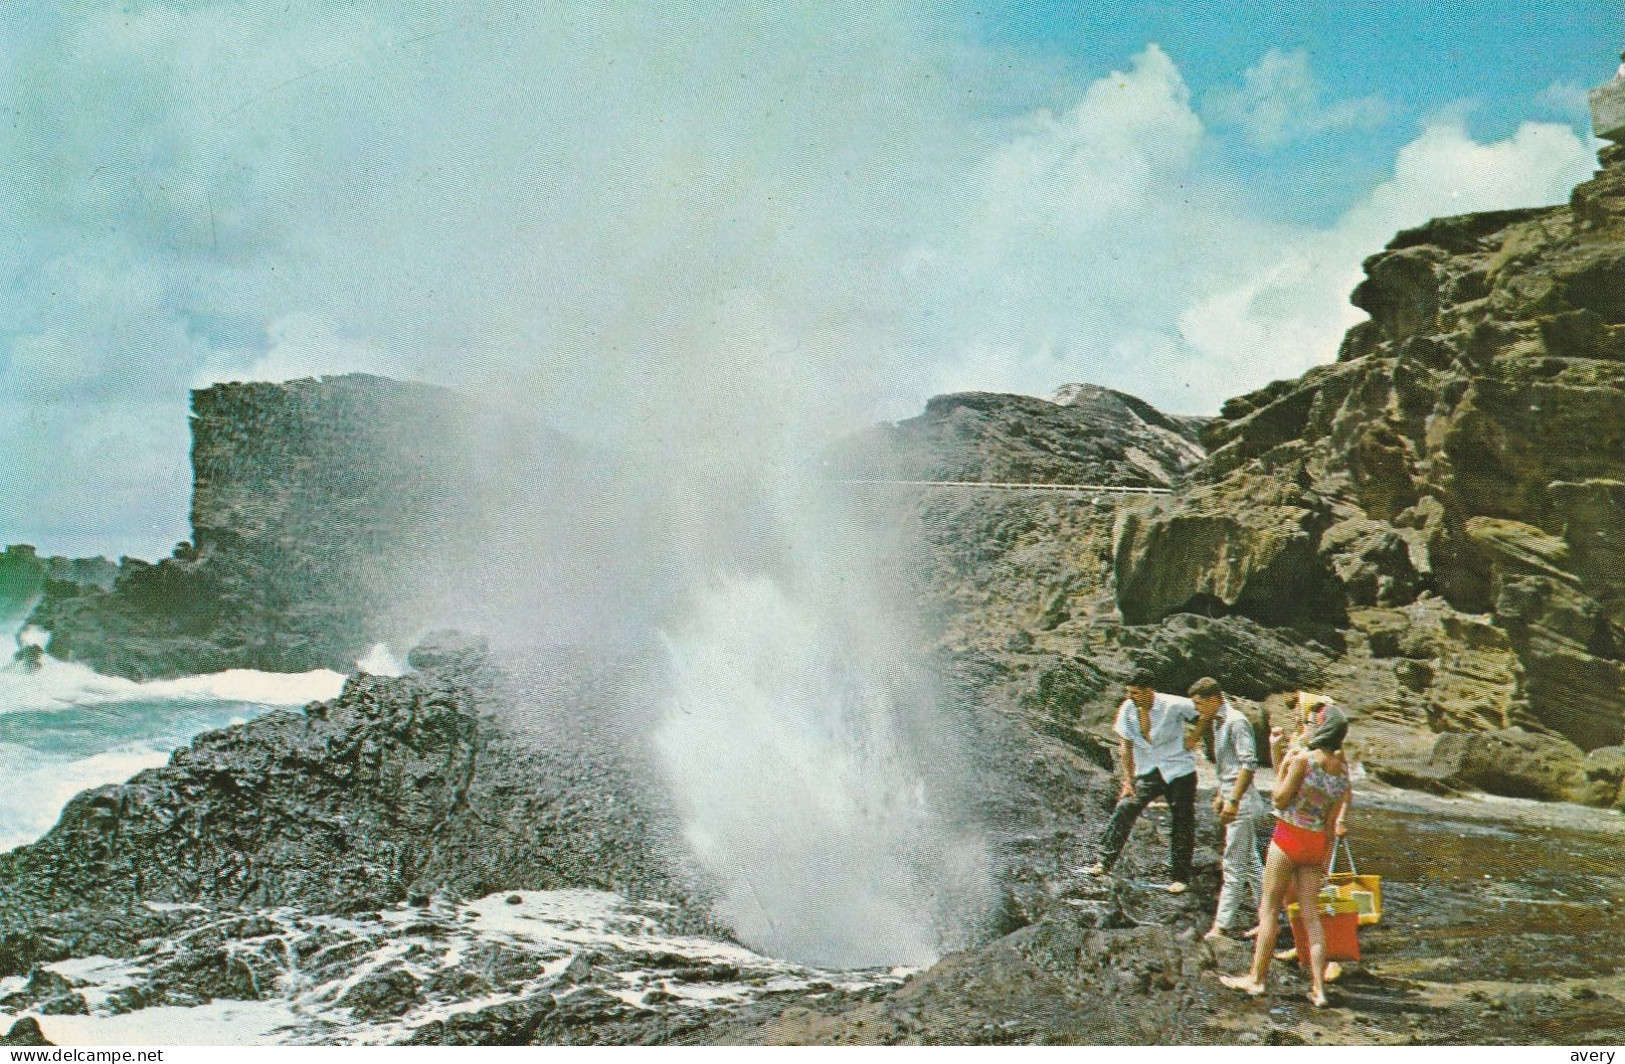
1212 702 1269 816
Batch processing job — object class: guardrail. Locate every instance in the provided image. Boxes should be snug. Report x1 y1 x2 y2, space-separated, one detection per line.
833 479 1173 495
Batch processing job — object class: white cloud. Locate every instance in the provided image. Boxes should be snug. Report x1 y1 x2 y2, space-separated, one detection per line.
1179 119 1596 390
0 10 1605 555
1536 78 1591 119
1206 48 1387 147
914 60 1594 415
913 46 1297 402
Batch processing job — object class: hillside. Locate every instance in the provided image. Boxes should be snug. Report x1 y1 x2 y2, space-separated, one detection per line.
895 146 1625 808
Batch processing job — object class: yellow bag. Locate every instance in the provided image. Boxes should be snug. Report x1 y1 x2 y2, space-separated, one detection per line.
1326 837 1382 926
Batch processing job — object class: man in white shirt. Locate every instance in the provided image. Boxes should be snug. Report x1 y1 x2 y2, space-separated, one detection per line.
1086 669 1201 894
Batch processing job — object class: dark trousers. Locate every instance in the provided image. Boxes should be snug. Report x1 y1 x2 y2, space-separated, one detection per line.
1097 769 1197 882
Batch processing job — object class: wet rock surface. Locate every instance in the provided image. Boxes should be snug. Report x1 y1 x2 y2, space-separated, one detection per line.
0 638 709 974
0 1018 52 1046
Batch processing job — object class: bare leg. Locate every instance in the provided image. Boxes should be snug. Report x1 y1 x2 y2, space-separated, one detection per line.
1294 866 1328 1006
1221 841 1295 995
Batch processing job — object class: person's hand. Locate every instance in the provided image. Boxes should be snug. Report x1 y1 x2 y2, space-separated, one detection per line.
1335 819 1348 838
1212 794 1225 815
1119 781 1134 801
1219 799 1238 824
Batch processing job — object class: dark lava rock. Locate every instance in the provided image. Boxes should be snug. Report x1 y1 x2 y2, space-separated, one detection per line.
338 966 424 1020
406 630 490 676
555 952 609 987
828 385 1205 489
1118 613 1332 702
0 966 75 1010
151 945 279 1003
0 661 705 967
0 1018 52 1046
460 943 551 990
38 993 88 1016
1429 727 1591 802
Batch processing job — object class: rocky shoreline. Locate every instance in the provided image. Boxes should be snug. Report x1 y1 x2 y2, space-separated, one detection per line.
6 124 1625 1052
7 686 1623 1047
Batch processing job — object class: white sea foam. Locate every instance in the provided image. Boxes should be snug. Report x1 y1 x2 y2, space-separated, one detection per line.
0 655 345 717
355 642 407 677
8 889 907 1046
655 573 992 970
32 1000 301 1047
0 744 174 850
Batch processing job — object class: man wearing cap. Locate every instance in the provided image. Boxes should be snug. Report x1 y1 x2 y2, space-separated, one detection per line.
1086 669 1201 894
1189 677 1267 940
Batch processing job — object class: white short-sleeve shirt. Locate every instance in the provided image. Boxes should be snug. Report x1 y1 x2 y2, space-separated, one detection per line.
1114 693 1200 782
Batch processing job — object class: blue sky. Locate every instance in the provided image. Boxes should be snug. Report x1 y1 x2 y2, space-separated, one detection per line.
0 0 1618 557
976 0 1620 219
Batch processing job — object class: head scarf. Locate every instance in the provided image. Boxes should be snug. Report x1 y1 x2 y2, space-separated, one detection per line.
1305 705 1349 752
1296 691 1331 723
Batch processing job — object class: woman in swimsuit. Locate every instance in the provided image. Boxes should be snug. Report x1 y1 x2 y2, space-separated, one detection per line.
1221 701 1351 1007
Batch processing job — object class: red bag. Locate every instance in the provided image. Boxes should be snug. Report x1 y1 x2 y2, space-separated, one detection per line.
1286 898 1361 964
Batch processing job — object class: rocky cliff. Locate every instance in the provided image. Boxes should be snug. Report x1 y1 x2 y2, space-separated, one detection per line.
28 375 582 678
891 149 1625 807
1106 147 1625 801
830 383 1206 488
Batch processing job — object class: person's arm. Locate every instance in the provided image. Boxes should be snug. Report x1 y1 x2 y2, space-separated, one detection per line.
1272 753 1308 810
1117 737 1137 798
1268 725 1290 768
1230 715 1258 806
1185 711 1215 751
1328 784 1352 838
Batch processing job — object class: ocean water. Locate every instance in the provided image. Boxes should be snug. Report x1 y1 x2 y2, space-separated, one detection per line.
0 636 349 851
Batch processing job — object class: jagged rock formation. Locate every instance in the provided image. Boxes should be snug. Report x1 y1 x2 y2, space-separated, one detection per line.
829 384 1206 488
849 150 1625 807
27 375 583 678
1113 150 1625 794
0 634 702 976
0 546 116 632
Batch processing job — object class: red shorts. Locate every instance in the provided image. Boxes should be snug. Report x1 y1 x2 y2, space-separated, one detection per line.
1272 819 1328 868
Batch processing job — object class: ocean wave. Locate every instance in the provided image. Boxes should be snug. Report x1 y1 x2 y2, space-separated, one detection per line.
0 656 347 716
0 743 172 851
